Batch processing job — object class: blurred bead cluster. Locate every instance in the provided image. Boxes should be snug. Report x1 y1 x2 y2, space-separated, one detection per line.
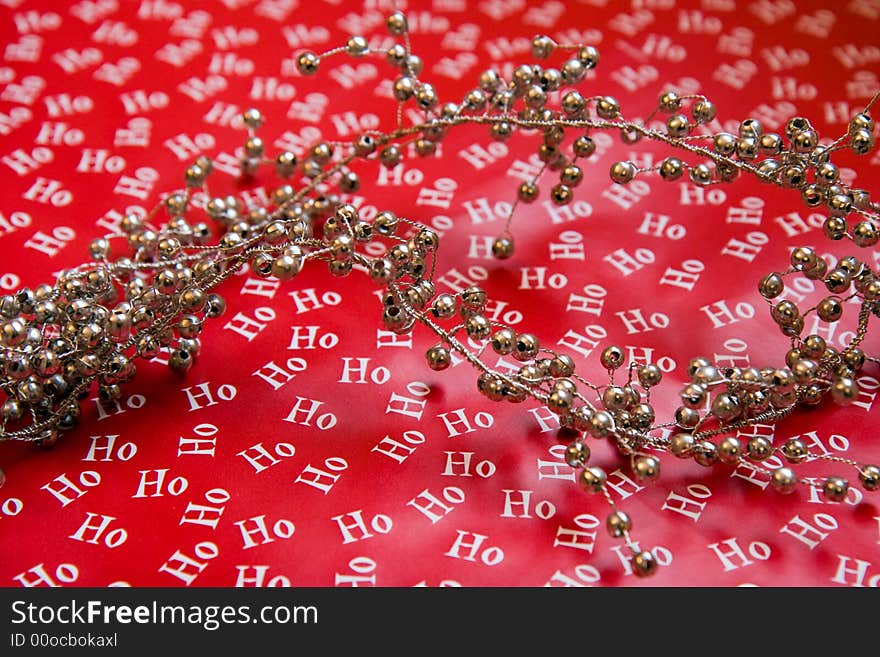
2 9 879 577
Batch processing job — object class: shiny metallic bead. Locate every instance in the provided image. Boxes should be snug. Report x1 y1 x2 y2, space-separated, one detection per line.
353 135 377 158
631 551 657 577
692 365 720 385
859 465 880 491
178 315 202 339
513 333 540 361
578 466 606 493
346 35 369 57
606 510 631 538
658 91 680 112
271 254 303 280
548 389 574 413
637 364 662 387
783 116 810 138
431 294 457 320
850 112 875 134
297 51 320 75
16 378 42 404
816 161 839 185
757 159 781 180
425 345 451 371
801 384 823 406
823 477 849 502
564 441 590 467
561 58 586 84
675 405 700 429
633 456 660 483
801 334 826 359
572 136 596 158
374 210 398 236
32 348 60 377
169 348 193 373
816 296 843 322
689 163 713 185
549 354 575 378
771 467 798 494
550 183 572 205
609 161 636 184
478 68 501 92
759 272 784 298
0 318 27 346
328 259 353 278
828 193 852 217
464 314 491 340
463 88 487 111
489 328 516 355
713 132 737 155
804 257 828 280
379 145 402 168
670 432 695 458
460 286 487 312
602 386 628 411
666 114 689 137
588 410 614 438
600 346 625 370
517 182 539 203
1 397 23 421
386 43 406 67
779 165 805 188
717 436 742 464
801 183 824 207
772 300 799 325
487 235 513 260
830 377 858 405
759 132 782 154
746 436 773 461
680 383 706 409
852 221 879 247
540 68 563 92
791 129 817 153
631 403 654 430
560 164 583 187
782 439 808 466
531 35 554 59
393 75 415 100
692 99 715 122
851 128 875 155
596 96 619 119
791 358 818 384
89 237 110 260
659 157 684 181
716 162 739 182
712 392 743 422
179 287 205 312
577 45 599 68
790 246 817 270
0 295 20 319
386 10 407 34
825 267 852 294
242 108 263 129
693 440 718 466
204 293 226 319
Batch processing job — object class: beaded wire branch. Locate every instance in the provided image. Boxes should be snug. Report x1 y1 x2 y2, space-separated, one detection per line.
1 9 879 578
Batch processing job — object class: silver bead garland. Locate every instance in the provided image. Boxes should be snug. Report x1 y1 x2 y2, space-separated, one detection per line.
1 10 879 578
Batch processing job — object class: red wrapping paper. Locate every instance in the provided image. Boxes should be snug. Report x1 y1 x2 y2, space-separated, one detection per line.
0 0 879 587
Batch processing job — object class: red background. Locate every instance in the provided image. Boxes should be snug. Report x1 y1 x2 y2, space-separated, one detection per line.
1 0 879 587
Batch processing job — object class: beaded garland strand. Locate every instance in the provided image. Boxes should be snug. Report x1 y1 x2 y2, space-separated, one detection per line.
1 10 879 578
